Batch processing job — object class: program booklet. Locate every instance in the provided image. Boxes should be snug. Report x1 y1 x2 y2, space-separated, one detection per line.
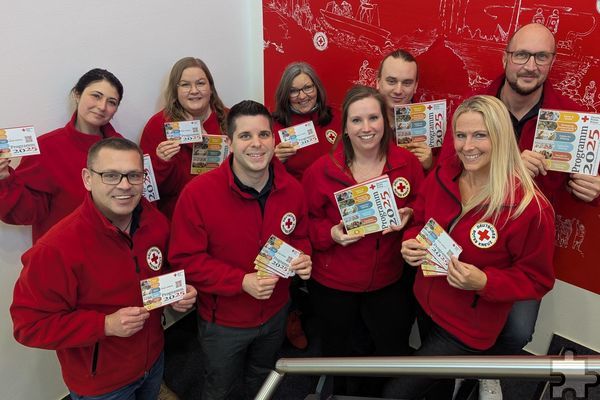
253 235 301 279
0 126 40 158
334 175 401 236
140 269 186 311
142 154 160 202
394 99 446 148
278 120 319 149
164 120 203 144
416 218 462 277
532 108 600 176
190 134 230 175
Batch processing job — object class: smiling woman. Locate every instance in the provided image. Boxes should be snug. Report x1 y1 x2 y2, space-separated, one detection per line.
0 68 124 242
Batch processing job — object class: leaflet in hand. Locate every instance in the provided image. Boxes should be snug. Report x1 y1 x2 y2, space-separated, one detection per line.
142 154 160 202
394 99 446 148
416 218 462 277
334 175 401 236
190 135 230 175
278 120 319 149
532 109 600 176
164 120 203 144
140 270 186 311
253 235 301 279
0 126 40 158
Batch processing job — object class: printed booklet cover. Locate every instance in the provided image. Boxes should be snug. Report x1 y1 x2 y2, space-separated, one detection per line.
142 154 160 202
141 269 186 310
416 218 462 277
278 120 319 149
254 235 301 279
190 134 230 175
394 99 446 148
164 120 203 144
0 126 40 158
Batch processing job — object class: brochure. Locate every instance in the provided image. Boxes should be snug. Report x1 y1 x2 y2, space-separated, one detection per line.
394 99 446 148
0 126 40 158
140 270 186 310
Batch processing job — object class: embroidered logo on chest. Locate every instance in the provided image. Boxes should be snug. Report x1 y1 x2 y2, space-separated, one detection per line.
392 177 410 198
325 129 337 144
281 212 297 235
146 246 163 271
470 222 498 249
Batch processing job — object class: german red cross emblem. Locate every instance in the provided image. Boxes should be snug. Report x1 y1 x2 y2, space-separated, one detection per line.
392 177 410 198
281 212 297 235
470 222 498 249
325 129 337 144
146 246 163 271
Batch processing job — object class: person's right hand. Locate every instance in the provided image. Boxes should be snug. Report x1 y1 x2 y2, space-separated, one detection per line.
0 158 11 180
331 220 363 247
104 306 150 337
401 238 428 266
156 139 181 162
274 142 297 163
521 150 548 178
242 273 279 300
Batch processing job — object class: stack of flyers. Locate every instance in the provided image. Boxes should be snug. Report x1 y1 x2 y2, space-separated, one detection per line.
190 135 230 175
253 235 301 279
164 120 203 144
416 218 462 277
140 270 186 311
334 175 401 236
142 154 160 202
394 99 446 148
278 120 319 148
0 126 40 158
532 108 600 176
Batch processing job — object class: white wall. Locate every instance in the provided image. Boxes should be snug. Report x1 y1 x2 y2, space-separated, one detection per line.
0 1 263 399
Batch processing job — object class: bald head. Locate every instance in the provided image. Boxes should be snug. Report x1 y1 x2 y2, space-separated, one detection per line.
507 23 556 53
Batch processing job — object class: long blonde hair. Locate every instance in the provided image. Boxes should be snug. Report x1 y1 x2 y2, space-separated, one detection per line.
452 95 546 222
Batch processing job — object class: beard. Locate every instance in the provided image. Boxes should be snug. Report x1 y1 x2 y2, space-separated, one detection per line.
506 73 544 96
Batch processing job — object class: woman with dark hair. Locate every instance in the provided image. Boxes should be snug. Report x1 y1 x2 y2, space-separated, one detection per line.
0 68 123 242
272 61 341 181
140 57 228 218
302 85 423 396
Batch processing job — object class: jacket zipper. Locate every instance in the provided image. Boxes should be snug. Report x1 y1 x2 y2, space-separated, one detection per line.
90 342 99 376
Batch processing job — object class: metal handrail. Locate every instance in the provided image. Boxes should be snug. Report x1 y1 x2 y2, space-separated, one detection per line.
255 355 600 400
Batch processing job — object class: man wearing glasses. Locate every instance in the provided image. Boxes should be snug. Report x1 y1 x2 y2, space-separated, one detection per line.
11 137 196 400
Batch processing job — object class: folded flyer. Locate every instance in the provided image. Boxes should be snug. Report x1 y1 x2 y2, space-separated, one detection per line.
0 126 40 158
416 218 462 277
394 99 446 148
140 270 186 310
190 134 230 175
278 120 319 149
164 120 203 144
254 235 301 279
142 154 160 202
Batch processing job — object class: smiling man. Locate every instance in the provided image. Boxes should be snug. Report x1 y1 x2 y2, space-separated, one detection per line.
10 137 196 400
169 100 312 400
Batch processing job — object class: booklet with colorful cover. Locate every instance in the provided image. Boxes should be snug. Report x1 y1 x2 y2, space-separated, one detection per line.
190 134 230 175
253 235 301 279
278 120 319 149
0 126 40 158
532 108 600 176
164 120 203 144
334 175 401 236
394 99 446 148
142 154 160 202
140 270 186 311
416 218 462 277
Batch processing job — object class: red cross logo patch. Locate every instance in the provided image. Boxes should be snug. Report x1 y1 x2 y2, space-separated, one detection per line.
280 212 297 235
325 129 337 144
392 177 410 198
470 222 498 249
146 246 163 271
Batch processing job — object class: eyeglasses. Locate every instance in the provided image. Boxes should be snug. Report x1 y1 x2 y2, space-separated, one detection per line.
177 80 209 93
289 84 316 98
506 51 555 66
90 169 145 185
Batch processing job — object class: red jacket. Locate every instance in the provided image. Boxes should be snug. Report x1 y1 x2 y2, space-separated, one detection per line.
169 156 311 328
0 113 121 242
139 109 225 218
406 157 555 350
10 195 170 396
302 143 424 292
273 109 341 181
439 76 582 203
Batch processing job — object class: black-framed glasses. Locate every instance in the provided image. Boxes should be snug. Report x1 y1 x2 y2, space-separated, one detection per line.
289 84 315 98
90 169 145 185
506 50 555 66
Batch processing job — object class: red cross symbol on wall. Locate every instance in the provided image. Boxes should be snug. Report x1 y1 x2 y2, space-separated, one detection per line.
477 229 490 241
315 35 326 47
582 115 589 123
151 253 159 264
284 218 293 229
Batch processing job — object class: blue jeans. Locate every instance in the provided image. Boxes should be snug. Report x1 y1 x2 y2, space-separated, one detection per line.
69 352 164 400
487 299 541 355
198 305 288 400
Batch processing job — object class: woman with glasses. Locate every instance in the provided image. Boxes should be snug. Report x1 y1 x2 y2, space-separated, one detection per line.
140 57 228 218
384 95 555 399
272 62 341 181
303 85 423 396
0 68 123 242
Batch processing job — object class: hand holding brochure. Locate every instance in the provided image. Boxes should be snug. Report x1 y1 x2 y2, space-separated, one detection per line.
140 270 186 310
416 218 462 277
394 99 446 148
0 126 40 158
532 108 600 176
334 175 401 236
278 120 319 149
254 235 301 279
164 120 203 144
